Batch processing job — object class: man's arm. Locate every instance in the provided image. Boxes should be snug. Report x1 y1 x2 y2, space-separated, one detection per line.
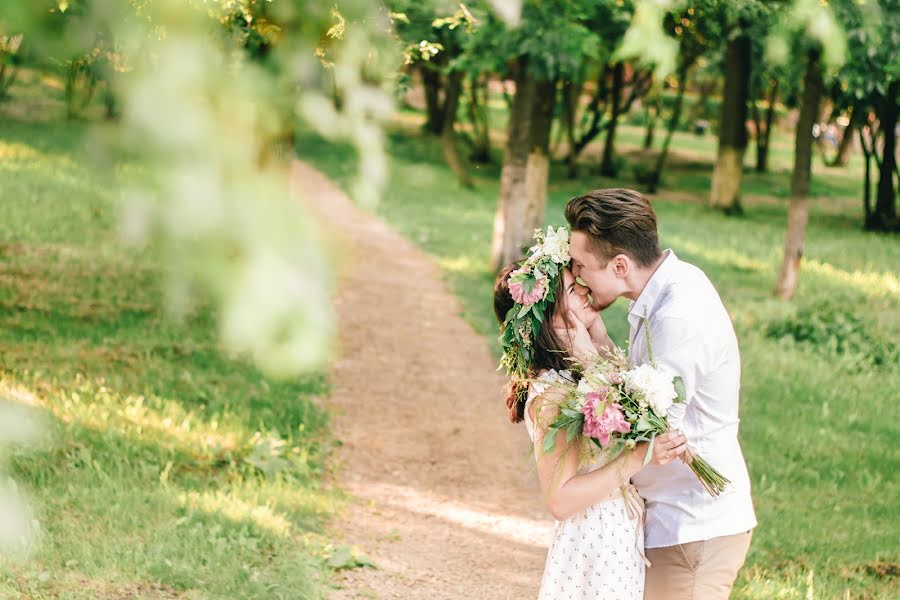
647 315 706 428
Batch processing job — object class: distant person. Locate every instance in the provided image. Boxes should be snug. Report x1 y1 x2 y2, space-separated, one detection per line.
693 119 710 136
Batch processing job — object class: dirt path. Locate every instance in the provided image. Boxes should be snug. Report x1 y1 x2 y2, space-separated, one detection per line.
293 161 552 599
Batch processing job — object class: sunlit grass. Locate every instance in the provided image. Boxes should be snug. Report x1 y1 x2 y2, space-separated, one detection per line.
297 113 899 599
667 236 899 301
1 104 340 597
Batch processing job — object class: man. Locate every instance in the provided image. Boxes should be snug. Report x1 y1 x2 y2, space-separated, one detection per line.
564 188 756 600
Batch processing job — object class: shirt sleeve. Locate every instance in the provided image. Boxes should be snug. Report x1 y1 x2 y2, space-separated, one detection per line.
646 315 705 428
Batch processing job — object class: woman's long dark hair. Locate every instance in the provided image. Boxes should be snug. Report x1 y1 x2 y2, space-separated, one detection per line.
494 263 574 423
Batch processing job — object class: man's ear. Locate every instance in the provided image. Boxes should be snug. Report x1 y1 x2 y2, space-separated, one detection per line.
611 254 630 279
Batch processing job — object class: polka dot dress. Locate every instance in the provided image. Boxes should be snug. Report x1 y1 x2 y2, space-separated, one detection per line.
526 370 645 600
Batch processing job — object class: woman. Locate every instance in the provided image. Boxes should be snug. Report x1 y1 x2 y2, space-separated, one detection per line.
494 244 687 599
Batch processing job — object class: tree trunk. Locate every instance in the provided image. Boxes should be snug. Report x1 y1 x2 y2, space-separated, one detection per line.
501 78 514 111
859 124 874 225
621 69 653 117
647 64 689 192
709 32 751 214
65 61 78 119
775 49 823 300
0 35 22 100
756 79 778 173
421 64 444 135
550 80 568 157
491 62 556 271
491 62 539 271
562 79 581 178
66 60 98 120
441 70 473 188
567 66 609 175
0 61 18 99
600 62 625 177
643 97 658 149
752 95 761 168
870 82 898 231
102 74 120 120
524 79 557 233
829 105 862 167
467 74 491 163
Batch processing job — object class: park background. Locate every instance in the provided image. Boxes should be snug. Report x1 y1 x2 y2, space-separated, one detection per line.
0 0 897 598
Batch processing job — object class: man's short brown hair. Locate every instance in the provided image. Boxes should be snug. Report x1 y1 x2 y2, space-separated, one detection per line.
565 188 662 267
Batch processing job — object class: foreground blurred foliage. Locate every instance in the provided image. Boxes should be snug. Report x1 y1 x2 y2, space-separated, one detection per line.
0 0 397 378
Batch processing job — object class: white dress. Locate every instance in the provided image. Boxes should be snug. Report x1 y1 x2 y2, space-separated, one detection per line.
525 369 646 600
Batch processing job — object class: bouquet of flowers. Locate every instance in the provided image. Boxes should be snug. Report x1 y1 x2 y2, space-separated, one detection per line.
539 343 730 497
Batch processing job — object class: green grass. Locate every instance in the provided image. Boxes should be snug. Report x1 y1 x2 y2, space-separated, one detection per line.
297 114 900 599
1 78 341 598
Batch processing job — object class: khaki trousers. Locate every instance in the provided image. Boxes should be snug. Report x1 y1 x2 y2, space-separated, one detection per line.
644 530 753 600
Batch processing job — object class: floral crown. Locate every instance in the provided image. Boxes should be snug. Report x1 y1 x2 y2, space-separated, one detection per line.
498 226 571 403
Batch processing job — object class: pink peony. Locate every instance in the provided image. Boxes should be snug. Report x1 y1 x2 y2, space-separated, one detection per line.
580 389 631 447
508 278 546 306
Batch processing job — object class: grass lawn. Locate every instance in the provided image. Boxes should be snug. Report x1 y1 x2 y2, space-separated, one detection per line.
297 112 900 599
1 73 341 599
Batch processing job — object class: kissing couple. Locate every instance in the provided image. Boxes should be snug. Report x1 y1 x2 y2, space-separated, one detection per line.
493 188 756 599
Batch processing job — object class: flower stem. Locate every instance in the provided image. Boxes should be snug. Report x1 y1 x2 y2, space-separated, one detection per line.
684 449 731 496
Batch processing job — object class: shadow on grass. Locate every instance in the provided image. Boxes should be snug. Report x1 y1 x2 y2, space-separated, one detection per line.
5 401 335 599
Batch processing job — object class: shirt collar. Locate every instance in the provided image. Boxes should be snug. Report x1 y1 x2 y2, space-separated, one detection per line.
628 249 678 329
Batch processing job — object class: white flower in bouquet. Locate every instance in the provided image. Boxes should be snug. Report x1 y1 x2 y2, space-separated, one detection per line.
624 363 678 416
576 378 594 395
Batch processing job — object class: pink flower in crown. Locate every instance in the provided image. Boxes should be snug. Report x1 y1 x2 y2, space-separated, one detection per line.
580 387 631 446
508 269 546 306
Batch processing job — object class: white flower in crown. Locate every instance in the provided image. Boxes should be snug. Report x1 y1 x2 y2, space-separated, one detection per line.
529 225 570 265
623 364 678 416
546 226 571 264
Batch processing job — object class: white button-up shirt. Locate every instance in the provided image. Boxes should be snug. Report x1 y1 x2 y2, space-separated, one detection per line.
629 250 756 548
